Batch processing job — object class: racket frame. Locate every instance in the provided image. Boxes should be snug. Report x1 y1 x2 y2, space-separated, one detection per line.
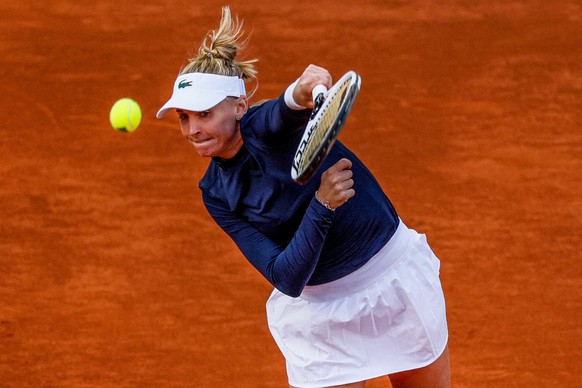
291 70 361 184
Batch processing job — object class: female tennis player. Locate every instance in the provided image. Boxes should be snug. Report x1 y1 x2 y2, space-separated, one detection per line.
157 7 450 388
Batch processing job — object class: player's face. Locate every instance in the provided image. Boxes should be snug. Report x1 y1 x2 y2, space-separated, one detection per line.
177 97 247 159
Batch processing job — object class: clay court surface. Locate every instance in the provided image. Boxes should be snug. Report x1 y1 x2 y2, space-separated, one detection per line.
1 1 581 386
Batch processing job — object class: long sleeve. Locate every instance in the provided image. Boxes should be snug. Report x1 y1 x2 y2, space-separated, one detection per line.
198 94 398 295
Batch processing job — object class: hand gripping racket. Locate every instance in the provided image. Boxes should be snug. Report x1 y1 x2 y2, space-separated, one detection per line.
291 71 362 185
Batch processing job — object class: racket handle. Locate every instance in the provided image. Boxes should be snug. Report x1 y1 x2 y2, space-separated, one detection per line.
312 84 328 102
311 85 328 119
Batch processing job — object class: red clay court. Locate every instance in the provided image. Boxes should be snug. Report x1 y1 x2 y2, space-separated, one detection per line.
1 1 581 386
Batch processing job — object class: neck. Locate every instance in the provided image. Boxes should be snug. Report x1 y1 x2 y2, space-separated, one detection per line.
218 129 244 160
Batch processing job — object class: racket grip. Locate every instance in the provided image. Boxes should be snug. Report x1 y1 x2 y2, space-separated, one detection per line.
312 84 328 102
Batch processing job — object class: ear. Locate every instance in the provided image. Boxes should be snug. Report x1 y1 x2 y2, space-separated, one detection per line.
235 96 249 120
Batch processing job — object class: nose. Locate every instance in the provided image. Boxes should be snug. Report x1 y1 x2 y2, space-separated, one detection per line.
181 118 200 137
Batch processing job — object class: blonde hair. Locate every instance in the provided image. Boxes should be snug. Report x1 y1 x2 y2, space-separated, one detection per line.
181 6 257 95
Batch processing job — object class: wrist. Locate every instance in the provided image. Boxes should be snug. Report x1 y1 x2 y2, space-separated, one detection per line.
315 191 335 211
284 79 306 110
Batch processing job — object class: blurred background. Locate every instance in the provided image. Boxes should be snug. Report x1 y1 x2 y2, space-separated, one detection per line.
1 1 581 386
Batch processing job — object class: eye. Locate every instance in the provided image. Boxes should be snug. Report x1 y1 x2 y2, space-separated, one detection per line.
177 112 189 121
199 111 211 118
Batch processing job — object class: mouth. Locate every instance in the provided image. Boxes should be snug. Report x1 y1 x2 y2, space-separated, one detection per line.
189 137 213 146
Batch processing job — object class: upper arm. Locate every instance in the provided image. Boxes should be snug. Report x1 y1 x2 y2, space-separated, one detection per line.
202 191 334 297
202 191 285 284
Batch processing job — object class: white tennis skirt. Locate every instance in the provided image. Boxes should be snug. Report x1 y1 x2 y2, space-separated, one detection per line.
266 219 448 388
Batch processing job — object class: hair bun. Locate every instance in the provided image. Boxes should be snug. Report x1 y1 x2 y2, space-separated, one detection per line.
204 48 217 59
181 6 257 94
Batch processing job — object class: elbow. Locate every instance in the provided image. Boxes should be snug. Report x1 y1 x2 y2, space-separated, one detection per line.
267 258 312 298
283 288 303 298
273 279 305 298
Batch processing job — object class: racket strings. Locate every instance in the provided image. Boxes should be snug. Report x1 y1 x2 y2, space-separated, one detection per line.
299 79 350 171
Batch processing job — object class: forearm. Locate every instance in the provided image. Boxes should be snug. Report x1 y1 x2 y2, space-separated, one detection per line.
265 198 334 297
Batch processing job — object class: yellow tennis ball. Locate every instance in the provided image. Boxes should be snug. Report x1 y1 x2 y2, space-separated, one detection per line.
109 98 142 132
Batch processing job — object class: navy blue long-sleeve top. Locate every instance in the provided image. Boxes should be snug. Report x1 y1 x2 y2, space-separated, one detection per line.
199 94 399 297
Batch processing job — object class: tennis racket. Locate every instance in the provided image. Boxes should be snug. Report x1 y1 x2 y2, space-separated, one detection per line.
291 70 361 185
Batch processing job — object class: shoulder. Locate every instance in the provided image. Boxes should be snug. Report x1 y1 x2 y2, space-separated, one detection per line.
250 99 269 108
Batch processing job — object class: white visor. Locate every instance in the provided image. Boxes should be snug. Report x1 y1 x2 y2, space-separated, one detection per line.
156 72 246 118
